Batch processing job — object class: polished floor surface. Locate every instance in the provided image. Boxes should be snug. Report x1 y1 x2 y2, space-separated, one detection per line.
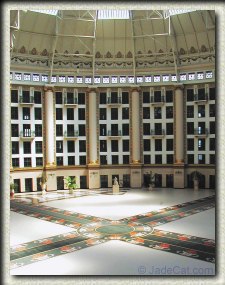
10 188 215 275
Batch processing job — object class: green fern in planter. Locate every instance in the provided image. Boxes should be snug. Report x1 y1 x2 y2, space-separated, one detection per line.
64 176 78 193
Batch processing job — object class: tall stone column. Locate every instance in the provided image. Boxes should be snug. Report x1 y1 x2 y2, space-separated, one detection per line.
87 88 100 189
44 85 56 168
88 88 98 165
131 88 141 164
130 87 142 188
174 84 185 188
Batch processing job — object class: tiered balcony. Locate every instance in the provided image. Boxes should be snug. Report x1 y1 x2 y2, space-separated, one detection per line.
20 130 35 140
64 130 79 139
107 97 122 106
107 130 122 138
150 129 165 138
150 95 165 105
64 97 78 106
194 128 208 137
19 96 34 105
194 94 208 103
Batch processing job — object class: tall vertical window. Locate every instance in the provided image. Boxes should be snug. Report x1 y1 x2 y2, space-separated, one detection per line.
198 105 205 118
122 92 129 104
209 87 215 100
100 92 107 104
35 141 42 154
122 108 129 119
122 140 129 152
56 141 63 153
35 124 42 137
155 139 162 151
56 124 63 136
11 124 19 137
67 108 74 120
56 108 63 120
166 106 173 118
35 108 42 120
11 107 18 120
166 90 173 102
122 124 129 136
23 107 30 120
12 141 19 154
166 123 173 135
187 106 194 118
55 92 63 104
78 108 85 120
144 139 150 151
111 108 118 120
79 141 86 152
100 140 107 152
187 89 194 101
143 107 150 119
23 142 31 154
143 92 150 103
111 140 118 152
100 108 107 120
34 91 42 104
11 90 18 103
154 107 162 119
67 141 75 153
78 93 85 105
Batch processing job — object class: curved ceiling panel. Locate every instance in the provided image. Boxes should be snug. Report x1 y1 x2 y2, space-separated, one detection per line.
10 9 215 74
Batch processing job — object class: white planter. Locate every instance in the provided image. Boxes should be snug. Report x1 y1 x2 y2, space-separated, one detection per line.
194 179 199 191
69 189 74 194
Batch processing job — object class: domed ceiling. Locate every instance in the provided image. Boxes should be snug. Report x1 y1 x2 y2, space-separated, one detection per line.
10 10 215 76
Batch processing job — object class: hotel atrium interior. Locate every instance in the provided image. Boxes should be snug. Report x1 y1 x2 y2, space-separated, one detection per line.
6 7 219 279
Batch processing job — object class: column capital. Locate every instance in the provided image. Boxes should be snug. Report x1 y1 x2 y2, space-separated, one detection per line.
130 85 141 93
87 86 98 94
174 83 184 91
44 84 54 92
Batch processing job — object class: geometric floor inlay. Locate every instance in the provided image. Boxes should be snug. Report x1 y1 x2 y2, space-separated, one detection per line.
10 193 215 270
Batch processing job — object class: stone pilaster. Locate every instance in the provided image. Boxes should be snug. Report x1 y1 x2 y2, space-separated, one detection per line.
44 85 56 169
173 84 185 188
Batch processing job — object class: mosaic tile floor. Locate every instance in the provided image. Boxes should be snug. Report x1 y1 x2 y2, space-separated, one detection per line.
10 193 215 271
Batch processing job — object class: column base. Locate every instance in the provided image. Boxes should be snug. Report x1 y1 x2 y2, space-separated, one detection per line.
88 166 100 189
173 164 185 188
130 163 143 188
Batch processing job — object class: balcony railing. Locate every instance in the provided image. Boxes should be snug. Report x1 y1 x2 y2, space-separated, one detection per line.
20 130 35 139
64 130 79 138
107 97 122 105
107 130 122 137
19 96 34 104
150 96 165 104
194 128 209 136
150 129 165 136
64 97 78 105
194 94 208 102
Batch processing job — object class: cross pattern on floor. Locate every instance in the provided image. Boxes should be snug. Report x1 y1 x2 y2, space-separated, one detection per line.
10 194 215 270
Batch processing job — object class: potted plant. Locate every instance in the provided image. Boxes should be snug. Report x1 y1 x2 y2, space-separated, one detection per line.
64 176 78 194
148 171 155 191
10 182 16 198
40 170 48 195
